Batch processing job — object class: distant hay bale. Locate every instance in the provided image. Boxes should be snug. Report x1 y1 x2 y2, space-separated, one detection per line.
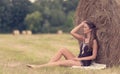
22 30 26 35
13 30 20 35
26 30 32 35
57 30 63 34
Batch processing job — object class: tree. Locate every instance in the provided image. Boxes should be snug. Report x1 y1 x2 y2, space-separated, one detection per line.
0 0 33 33
32 0 79 33
75 0 120 67
11 0 32 31
62 0 79 13
0 0 79 33
25 11 43 33
0 0 12 33
63 11 74 32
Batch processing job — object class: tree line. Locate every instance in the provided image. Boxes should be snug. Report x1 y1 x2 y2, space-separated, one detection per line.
0 0 79 33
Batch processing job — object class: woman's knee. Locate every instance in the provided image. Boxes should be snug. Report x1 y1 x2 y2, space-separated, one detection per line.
58 60 71 66
59 48 68 53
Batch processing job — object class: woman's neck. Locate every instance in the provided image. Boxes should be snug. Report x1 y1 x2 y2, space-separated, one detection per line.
86 32 91 39
84 32 91 43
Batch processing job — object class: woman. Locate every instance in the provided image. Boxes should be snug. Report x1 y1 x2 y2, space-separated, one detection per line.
27 20 98 68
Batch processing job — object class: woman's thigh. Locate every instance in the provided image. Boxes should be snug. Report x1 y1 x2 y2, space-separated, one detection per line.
59 48 75 60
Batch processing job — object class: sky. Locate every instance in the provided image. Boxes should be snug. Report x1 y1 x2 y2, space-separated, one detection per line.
29 0 36 3
29 0 68 3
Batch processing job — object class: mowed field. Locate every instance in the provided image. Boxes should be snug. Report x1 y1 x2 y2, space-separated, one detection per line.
0 34 120 74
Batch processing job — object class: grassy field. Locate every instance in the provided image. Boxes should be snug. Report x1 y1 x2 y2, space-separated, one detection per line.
0 34 120 74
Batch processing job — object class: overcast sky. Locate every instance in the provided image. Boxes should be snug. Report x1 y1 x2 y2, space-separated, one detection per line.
29 0 36 3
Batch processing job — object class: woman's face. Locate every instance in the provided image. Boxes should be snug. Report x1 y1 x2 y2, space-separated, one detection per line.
82 22 91 34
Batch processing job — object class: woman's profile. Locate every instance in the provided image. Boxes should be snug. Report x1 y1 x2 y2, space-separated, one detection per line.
27 20 98 68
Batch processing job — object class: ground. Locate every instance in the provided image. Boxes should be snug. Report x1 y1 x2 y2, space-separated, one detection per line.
0 34 119 74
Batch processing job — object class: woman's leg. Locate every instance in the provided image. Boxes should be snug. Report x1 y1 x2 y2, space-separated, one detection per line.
27 60 82 68
49 48 75 63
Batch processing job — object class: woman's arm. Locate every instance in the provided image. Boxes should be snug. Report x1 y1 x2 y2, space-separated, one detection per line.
74 39 98 61
70 23 84 41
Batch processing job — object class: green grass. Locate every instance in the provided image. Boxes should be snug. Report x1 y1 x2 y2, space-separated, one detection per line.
0 34 120 74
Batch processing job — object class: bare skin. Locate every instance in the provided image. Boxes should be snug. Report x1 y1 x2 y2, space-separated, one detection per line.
27 48 82 68
27 21 98 68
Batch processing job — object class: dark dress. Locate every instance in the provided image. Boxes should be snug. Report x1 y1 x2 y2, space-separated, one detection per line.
78 42 93 66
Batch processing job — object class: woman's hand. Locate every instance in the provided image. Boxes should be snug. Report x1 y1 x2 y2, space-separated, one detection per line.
70 22 85 41
72 57 81 61
71 22 84 33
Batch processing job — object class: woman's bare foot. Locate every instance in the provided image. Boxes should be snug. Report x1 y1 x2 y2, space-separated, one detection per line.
26 64 37 69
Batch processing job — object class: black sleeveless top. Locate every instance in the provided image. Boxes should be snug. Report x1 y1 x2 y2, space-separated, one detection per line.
78 42 92 66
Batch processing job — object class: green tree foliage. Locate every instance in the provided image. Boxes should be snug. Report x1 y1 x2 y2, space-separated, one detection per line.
25 11 43 33
0 0 12 33
11 0 32 31
0 0 32 33
25 0 79 33
0 0 79 33
64 11 75 32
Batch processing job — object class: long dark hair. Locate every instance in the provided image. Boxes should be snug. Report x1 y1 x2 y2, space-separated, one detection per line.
84 21 97 50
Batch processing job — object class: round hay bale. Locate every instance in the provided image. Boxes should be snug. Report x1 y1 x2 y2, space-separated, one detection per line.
22 30 26 35
57 30 63 34
13 30 20 35
26 30 32 35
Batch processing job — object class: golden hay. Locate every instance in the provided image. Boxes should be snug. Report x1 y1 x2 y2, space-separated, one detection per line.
13 30 20 35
